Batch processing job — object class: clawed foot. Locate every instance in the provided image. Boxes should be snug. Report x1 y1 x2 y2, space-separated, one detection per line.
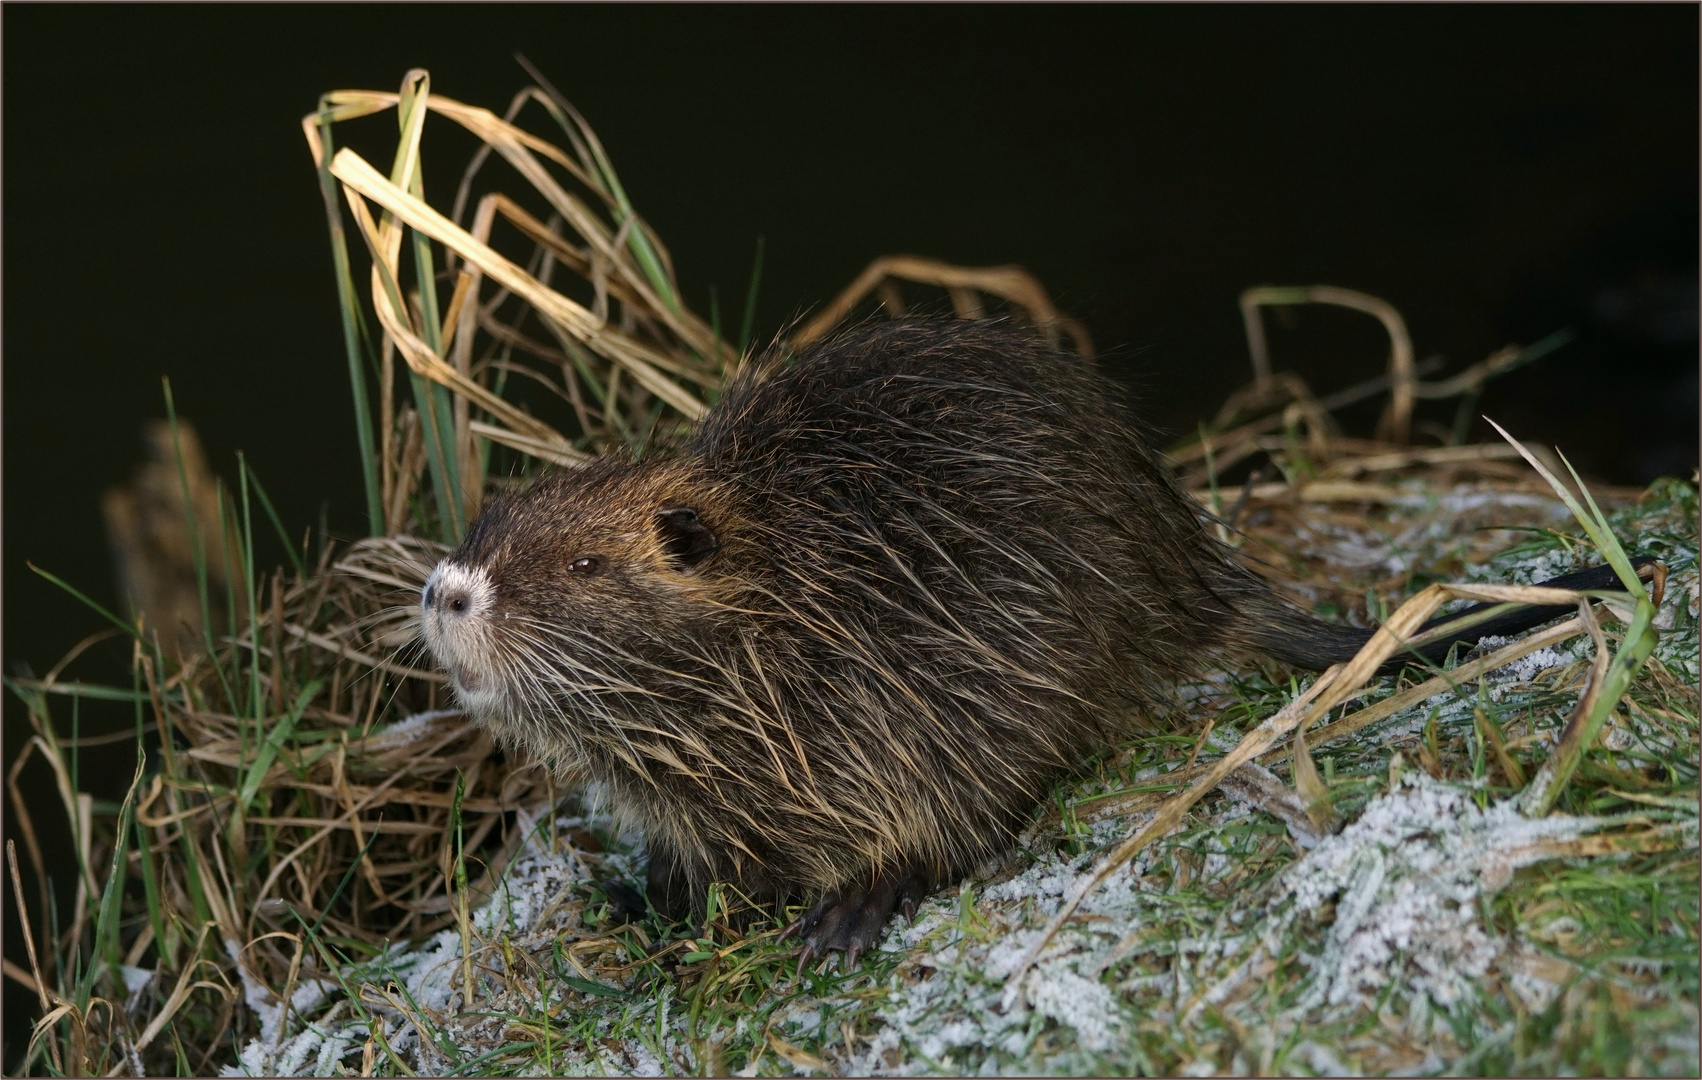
780 869 930 968
598 879 649 922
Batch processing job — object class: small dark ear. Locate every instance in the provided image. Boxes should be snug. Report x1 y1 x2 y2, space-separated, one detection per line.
654 507 719 571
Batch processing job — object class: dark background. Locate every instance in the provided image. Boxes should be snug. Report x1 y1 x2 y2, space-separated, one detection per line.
3 5 1696 1062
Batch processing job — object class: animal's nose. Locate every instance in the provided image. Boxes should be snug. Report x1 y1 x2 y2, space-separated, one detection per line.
422 572 472 616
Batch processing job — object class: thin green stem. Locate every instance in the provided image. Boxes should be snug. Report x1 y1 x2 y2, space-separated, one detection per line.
737 237 765 361
313 103 384 535
238 454 262 719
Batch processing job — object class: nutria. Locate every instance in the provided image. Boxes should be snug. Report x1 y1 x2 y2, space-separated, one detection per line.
420 320 1637 962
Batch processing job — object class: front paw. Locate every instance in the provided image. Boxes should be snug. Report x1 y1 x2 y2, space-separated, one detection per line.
644 840 702 922
782 869 930 968
598 879 650 922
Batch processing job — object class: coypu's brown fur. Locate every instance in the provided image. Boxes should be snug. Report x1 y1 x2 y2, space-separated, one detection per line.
421 320 1634 960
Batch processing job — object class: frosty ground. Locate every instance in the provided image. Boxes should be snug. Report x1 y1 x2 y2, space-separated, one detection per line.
227 481 1700 1077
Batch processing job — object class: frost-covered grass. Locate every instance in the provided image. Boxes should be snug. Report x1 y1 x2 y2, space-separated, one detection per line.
223 478 1699 1077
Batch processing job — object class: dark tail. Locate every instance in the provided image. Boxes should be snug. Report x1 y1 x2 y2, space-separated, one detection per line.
1249 558 1655 674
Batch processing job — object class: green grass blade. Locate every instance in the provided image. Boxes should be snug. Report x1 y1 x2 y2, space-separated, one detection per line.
133 811 165 967
1486 418 1642 592
452 767 469 898
77 749 145 1008
69 694 80 943
131 659 167 968
215 476 239 670
340 158 460 543
393 71 464 542
709 284 722 356
238 454 262 719
1519 603 1660 817
240 457 305 578
1200 423 1223 520
313 102 384 536
1489 419 1663 816
307 824 385 945
411 370 461 543
162 379 236 706
162 379 214 652
26 564 139 642
236 680 322 814
512 55 680 312
404 159 463 539
1556 447 1643 593
738 237 765 361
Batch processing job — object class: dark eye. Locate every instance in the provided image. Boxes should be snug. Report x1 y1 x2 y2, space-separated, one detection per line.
569 556 602 576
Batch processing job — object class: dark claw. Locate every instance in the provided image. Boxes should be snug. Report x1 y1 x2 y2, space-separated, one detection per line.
791 866 934 968
897 872 929 923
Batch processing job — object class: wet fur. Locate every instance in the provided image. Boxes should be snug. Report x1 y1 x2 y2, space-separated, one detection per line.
428 320 1632 947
